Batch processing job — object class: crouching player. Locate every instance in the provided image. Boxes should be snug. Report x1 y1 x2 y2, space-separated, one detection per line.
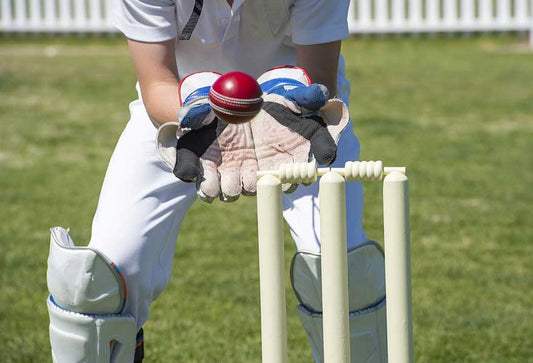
45 0 387 362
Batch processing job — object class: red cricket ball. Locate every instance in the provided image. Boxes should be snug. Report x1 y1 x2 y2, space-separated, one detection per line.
209 71 263 124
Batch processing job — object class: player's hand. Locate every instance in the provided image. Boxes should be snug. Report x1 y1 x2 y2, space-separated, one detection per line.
251 66 349 192
174 119 257 202
176 71 220 132
156 72 258 203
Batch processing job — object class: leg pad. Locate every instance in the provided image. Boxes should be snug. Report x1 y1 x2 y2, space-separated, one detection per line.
48 297 136 363
296 300 387 363
291 241 388 362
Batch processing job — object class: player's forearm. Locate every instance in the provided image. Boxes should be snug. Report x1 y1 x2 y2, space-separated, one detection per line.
139 81 180 126
296 41 341 98
128 38 180 126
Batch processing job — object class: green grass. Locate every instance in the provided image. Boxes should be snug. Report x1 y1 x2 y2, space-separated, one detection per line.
1 35 532 362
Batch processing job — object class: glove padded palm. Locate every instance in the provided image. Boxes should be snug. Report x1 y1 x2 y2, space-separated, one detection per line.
252 67 349 191
156 72 258 203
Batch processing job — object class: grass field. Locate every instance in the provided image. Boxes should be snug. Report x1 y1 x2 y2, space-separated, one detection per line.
1 35 532 362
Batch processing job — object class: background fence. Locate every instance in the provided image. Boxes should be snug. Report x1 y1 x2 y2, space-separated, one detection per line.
0 0 532 45
0 0 114 33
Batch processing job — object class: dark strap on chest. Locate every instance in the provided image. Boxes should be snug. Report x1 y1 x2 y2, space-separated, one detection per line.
179 0 204 40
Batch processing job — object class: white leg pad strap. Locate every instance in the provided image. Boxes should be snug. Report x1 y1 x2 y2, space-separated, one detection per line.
291 241 388 363
48 297 136 363
46 227 136 363
295 300 387 363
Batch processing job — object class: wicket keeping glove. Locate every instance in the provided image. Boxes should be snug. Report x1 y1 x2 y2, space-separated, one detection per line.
251 66 349 192
157 72 258 203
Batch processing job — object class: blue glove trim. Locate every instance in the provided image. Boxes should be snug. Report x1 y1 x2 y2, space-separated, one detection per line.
179 103 212 129
285 84 328 111
260 78 307 95
183 86 211 105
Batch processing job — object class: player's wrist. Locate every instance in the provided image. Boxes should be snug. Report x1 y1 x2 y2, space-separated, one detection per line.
140 81 181 127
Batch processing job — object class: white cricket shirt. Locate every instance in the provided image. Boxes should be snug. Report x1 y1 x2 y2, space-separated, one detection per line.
113 0 351 84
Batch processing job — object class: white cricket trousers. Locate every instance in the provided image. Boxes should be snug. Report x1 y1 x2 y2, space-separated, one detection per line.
88 98 366 329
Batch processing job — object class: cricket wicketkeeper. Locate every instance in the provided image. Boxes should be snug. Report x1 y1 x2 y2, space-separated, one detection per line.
45 0 387 361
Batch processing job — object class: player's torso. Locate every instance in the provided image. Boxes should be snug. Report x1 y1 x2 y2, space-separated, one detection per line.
174 0 296 79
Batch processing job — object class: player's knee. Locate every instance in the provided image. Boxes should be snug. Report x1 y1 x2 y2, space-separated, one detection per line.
48 227 127 314
47 227 137 363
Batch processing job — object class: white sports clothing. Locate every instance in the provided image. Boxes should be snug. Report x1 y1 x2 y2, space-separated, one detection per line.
48 0 369 360
88 90 365 329
291 242 388 362
113 0 351 79
47 227 136 363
